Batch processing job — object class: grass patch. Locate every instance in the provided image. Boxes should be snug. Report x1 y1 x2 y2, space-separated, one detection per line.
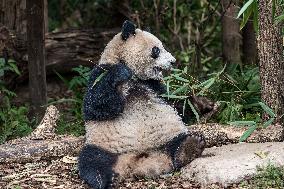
240 164 284 188
0 104 34 144
55 115 85 137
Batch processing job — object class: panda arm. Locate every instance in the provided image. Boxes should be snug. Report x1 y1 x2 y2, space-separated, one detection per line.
83 63 132 121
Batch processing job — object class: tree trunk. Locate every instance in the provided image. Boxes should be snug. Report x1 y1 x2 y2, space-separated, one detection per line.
0 0 26 39
242 20 257 65
258 1 284 123
221 0 242 65
27 0 47 120
44 0 48 32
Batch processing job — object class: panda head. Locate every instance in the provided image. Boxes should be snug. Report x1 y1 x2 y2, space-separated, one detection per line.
99 20 176 80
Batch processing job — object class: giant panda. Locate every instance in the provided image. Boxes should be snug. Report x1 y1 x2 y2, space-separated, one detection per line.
78 20 205 189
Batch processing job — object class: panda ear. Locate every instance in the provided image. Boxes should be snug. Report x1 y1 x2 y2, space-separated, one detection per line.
121 20 136 40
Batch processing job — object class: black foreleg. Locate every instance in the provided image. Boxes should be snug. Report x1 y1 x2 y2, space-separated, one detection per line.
78 145 118 189
83 62 132 121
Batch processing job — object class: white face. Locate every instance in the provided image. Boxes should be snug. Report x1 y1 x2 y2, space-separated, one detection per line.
122 30 176 80
146 46 176 80
99 29 176 81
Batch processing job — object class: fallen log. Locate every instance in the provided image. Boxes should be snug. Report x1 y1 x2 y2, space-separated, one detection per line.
0 105 84 163
0 27 119 86
190 123 284 147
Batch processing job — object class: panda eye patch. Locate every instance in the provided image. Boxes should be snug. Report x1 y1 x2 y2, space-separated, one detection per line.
151 46 160 59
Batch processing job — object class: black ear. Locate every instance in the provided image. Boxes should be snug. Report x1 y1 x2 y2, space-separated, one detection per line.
121 20 136 40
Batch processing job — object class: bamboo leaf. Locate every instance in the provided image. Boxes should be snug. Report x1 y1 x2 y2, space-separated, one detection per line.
263 117 275 128
237 0 255 18
8 63 21 75
240 3 253 29
173 75 189 82
171 85 189 95
188 100 200 122
259 102 275 117
54 71 69 87
160 94 188 99
275 14 284 23
239 124 257 142
197 78 215 95
166 79 171 98
92 71 108 88
229 121 256 127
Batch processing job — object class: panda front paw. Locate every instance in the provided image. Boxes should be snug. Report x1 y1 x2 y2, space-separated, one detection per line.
108 62 133 88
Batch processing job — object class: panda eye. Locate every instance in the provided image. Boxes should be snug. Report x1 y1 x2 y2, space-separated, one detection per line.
151 46 160 59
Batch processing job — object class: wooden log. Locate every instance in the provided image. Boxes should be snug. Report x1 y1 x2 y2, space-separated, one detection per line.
190 123 284 148
0 27 119 86
0 136 84 163
0 105 84 163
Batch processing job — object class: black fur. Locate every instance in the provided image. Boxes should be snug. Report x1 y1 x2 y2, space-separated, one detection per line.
78 145 118 189
151 46 160 59
162 133 188 169
140 79 167 95
83 62 133 121
121 20 136 40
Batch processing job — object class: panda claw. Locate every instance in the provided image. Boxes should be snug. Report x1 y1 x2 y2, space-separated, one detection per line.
173 133 206 169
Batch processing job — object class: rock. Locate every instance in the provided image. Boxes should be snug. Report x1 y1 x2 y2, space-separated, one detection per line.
181 142 284 187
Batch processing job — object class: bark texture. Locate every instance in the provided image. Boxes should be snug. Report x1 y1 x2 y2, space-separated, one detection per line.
27 0 47 119
0 0 26 39
221 0 242 65
258 1 284 123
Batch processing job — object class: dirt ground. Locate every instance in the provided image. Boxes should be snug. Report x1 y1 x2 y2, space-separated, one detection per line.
0 156 203 189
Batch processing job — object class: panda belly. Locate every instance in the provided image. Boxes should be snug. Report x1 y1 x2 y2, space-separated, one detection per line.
85 96 188 153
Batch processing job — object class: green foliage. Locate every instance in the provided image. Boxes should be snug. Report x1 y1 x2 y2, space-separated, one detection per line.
240 164 284 188
238 0 284 32
229 102 276 142
0 58 33 144
212 65 261 123
56 115 85 136
48 0 123 31
163 63 276 140
131 0 222 75
163 64 262 123
0 58 20 98
0 99 33 144
237 0 258 31
53 65 91 135
54 65 91 121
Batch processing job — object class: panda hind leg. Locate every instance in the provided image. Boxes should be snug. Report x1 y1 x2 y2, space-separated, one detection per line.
114 152 173 179
165 133 206 169
78 145 117 189
132 152 174 178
